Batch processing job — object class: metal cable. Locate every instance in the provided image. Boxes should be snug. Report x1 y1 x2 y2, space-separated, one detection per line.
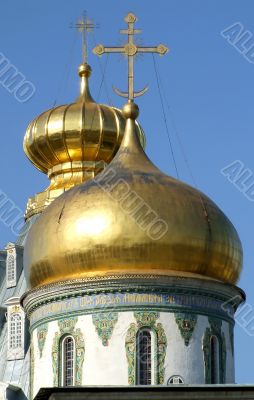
91 32 113 106
94 52 110 103
152 54 179 179
152 54 212 250
52 31 78 107
88 52 110 137
156 69 199 189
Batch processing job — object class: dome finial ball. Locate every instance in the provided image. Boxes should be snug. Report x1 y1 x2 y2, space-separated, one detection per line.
78 63 92 77
122 100 139 120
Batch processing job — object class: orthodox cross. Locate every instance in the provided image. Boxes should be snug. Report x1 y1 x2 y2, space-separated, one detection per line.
71 12 98 64
93 13 168 101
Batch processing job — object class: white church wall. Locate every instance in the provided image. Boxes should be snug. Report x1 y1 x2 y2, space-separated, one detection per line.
30 308 235 397
32 321 58 397
78 312 133 385
161 313 208 384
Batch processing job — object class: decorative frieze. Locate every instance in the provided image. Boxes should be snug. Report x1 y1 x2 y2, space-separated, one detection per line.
37 323 48 358
58 317 78 334
175 313 197 346
134 311 159 327
92 312 118 346
208 316 222 334
29 290 236 328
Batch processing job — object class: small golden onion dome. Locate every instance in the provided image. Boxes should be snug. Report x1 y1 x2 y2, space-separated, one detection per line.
23 63 145 219
24 101 243 289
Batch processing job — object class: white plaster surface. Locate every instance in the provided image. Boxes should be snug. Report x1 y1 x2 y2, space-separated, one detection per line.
31 311 235 396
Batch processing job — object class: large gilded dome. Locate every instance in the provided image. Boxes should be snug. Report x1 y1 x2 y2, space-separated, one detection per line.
24 102 243 289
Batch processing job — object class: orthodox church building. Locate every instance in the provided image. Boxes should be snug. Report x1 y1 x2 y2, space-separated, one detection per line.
0 12 253 400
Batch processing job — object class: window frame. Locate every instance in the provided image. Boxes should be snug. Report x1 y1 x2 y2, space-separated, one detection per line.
9 312 22 349
210 334 221 384
60 335 76 387
6 249 17 288
5 298 25 361
136 328 156 385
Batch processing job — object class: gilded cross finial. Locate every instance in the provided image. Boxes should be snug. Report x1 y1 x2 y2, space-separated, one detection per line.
93 12 168 101
71 12 98 64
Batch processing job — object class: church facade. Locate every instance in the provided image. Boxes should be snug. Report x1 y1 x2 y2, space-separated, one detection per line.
0 12 252 400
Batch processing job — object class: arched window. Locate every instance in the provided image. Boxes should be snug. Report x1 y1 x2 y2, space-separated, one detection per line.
6 252 16 288
10 313 22 349
7 255 15 281
210 335 220 384
136 329 153 385
6 299 25 361
61 336 75 386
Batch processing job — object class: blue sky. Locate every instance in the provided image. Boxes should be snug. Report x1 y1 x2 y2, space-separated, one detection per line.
0 0 253 383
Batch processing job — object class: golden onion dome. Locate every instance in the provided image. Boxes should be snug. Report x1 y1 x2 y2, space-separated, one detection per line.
24 101 243 289
23 63 145 219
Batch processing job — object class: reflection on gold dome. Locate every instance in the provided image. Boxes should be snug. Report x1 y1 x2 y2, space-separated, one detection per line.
23 63 145 219
24 101 243 289
75 212 110 236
